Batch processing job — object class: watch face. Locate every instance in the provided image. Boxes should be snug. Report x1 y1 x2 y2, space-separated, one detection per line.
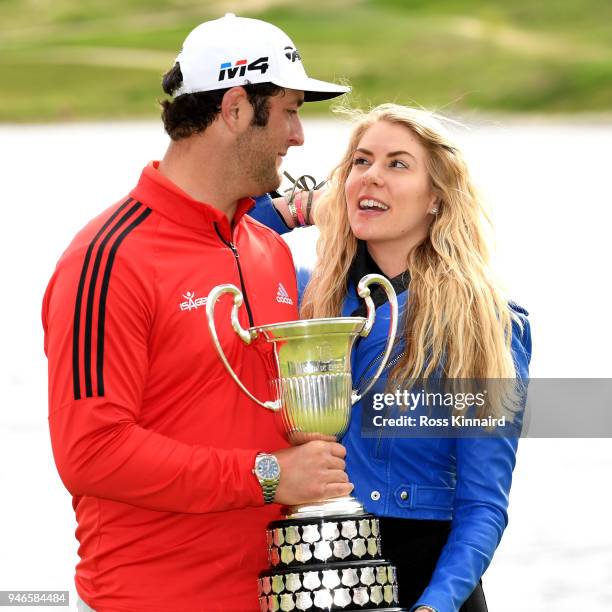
257 455 280 480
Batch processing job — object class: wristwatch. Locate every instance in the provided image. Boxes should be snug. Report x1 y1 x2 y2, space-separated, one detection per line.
253 453 281 504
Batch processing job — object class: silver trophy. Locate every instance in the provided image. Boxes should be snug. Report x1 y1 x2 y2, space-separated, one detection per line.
207 274 408 611
205 273 398 475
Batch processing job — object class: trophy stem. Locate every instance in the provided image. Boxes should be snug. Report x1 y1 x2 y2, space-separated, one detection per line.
286 495 365 520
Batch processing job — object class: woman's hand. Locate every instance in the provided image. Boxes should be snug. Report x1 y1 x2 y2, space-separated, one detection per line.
271 190 322 228
272 172 326 228
271 195 297 228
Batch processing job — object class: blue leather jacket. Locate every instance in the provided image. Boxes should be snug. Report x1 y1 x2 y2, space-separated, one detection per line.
250 196 532 612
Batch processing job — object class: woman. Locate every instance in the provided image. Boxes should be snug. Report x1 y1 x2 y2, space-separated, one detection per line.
251 104 531 612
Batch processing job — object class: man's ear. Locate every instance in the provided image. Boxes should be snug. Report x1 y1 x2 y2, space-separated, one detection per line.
219 87 252 133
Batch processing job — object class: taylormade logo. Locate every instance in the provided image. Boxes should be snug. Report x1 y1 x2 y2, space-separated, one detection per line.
180 291 207 311
276 283 293 305
284 46 301 63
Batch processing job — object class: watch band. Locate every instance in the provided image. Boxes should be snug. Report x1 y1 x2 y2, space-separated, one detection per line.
261 480 277 504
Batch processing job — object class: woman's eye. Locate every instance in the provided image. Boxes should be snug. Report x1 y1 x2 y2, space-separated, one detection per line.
390 159 408 169
353 157 369 165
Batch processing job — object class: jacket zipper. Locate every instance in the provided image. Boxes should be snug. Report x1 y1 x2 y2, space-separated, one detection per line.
214 223 254 327
355 349 405 394
355 348 405 459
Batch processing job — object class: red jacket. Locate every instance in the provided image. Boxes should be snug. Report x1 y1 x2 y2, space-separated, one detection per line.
42 162 297 611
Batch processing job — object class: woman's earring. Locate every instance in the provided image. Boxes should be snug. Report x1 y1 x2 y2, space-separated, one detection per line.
430 207 438 215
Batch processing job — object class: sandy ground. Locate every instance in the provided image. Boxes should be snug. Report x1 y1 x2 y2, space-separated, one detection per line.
0 118 611 610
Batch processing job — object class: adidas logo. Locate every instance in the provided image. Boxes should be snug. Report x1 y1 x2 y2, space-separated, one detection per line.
276 283 294 305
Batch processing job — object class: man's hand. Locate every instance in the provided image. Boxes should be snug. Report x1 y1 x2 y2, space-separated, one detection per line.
273 440 353 505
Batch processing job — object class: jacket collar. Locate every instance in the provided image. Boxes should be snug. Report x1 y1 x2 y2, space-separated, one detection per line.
348 241 410 317
130 161 254 240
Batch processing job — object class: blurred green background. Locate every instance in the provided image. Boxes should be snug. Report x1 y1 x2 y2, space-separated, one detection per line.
1 0 610 122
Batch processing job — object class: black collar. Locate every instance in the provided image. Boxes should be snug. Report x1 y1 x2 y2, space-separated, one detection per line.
348 241 410 317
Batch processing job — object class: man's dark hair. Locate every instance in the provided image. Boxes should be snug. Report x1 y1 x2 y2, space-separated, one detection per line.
160 63 284 140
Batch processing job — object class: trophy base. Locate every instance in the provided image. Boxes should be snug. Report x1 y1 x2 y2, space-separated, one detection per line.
286 496 364 519
258 559 406 611
261 512 409 610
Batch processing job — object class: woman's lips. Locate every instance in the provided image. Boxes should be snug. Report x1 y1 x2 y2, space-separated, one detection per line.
358 197 389 211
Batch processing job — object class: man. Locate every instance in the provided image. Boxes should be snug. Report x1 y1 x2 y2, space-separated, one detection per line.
43 14 351 611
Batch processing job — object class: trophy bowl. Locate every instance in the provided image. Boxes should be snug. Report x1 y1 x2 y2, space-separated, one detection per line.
206 274 398 448
260 317 370 445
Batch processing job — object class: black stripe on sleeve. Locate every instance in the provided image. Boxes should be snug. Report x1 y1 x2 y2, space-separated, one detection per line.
96 207 152 397
72 197 133 400
83 201 143 397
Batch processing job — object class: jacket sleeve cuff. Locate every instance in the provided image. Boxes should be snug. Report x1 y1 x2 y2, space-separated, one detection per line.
411 589 452 612
239 448 266 507
249 194 291 234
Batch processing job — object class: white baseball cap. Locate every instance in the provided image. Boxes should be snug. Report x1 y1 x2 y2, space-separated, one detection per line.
173 13 350 101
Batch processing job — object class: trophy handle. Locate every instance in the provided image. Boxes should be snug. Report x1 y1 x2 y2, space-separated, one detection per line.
205 284 281 412
351 274 399 404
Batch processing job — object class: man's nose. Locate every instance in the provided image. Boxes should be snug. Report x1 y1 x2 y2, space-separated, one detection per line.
288 116 305 147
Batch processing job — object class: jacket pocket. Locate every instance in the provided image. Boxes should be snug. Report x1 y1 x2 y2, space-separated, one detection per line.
392 483 455 512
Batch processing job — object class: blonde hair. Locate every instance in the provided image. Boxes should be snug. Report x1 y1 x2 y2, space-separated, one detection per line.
301 104 520 419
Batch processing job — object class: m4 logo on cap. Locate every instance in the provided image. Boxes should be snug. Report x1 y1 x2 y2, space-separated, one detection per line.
218 57 269 81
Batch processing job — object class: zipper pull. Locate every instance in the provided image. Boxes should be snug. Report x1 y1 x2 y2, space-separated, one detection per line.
229 242 239 257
